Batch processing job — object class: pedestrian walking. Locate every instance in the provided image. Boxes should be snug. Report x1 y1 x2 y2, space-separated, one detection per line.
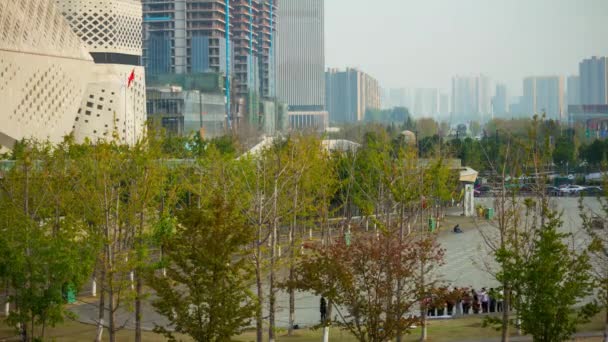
320 297 327 323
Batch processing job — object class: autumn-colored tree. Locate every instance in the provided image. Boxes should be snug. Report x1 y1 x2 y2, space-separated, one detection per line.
292 234 444 342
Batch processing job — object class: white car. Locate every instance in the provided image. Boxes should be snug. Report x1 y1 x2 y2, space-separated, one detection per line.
559 185 586 194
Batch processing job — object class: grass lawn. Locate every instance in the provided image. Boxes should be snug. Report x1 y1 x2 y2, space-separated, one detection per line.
0 311 604 341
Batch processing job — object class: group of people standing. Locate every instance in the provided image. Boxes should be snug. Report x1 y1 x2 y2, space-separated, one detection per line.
425 286 505 317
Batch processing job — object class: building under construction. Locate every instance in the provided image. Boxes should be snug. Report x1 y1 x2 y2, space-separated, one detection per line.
142 0 279 131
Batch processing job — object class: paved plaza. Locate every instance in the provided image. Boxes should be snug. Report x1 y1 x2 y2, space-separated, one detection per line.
71 197 601 329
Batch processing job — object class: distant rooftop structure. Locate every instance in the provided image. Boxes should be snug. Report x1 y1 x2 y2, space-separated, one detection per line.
322 139 360 153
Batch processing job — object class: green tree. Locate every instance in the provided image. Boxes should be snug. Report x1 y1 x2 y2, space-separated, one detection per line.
0 140 97 342
416 118 439 139
553 135 576 170
511 210 597 342
579 185 608 342
470 121 481 137
147 151 256 342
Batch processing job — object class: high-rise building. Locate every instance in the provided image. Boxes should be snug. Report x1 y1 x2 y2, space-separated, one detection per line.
142 0 276 96
439 94 450 116
522 76 565 120
325 68 381 123
387 88 414 109
276 0 327 130
493 84 508 117
579 56 608 105
413 88 439 117
451 75 491 121
142 0 278 130
567 75 581 107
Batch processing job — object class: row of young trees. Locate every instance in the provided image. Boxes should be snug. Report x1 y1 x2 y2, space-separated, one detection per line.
1 118 607 342
478 116 608 342
0 130 457 342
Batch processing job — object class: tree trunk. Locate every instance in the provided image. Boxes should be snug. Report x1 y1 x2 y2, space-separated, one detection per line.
255 252 264 342
420 257 427 342
603 306 607 342
604 308 608 342
95 266 106 342
288 184 298 336
396 204 405 342
107 228 116 342
269 178 279 342
108 265 115 342
135 272 142 342
501 286 510 342
268 218 277 342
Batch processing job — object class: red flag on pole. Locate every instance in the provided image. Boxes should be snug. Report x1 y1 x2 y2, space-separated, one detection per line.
127 69 135 88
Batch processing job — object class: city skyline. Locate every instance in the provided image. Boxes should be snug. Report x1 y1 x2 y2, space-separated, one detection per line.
325 0 608 95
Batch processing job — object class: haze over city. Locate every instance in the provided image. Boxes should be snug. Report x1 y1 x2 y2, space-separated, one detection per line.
2 1 608 341
326 0 608 93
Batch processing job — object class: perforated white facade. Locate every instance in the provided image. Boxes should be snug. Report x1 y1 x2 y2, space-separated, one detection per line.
0 0 94 147
0 0 147 148
55 0 143 56
74 65 146 144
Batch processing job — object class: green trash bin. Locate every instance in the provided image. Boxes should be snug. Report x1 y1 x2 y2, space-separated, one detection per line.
428 217 436 232
485 208 495 220
344 231 351 247
63 283 77 304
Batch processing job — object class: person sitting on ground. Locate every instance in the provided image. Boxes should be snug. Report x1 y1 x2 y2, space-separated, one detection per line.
453 224 463 233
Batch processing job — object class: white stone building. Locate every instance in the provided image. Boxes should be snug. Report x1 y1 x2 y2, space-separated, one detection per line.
0 0 146 148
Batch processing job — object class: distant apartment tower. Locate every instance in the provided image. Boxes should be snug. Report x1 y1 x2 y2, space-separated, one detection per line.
142 0 277 99
325 68 381 123
276 0 328 130
451 75 491 121
493 84 508 117
439 94 449 116
413 88 439 117
522 76 565 120
579 56 608 105
567 75 581 107
388 88 414 109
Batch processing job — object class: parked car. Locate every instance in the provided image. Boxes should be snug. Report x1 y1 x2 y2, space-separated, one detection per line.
474 185 493 197
559 185 586 195
546 186 561 196
581 186 603 196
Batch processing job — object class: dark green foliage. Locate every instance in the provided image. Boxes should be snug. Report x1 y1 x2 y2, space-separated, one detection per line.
0 142 98 340
498 210 598 342
146 156 256 342
553 135 576 167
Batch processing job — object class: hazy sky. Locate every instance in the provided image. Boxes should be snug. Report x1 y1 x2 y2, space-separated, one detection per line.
325 0 608 96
